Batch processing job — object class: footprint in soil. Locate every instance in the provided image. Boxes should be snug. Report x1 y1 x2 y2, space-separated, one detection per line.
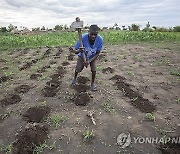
14 85 31 94
13 123 49 154
23 106 51 123
110 75 156 113
72 92 91 106
30 73 42 80
0 94 21 107
102 67 115 74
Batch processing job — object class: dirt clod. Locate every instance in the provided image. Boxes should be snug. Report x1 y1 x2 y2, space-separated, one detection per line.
0 76 11 83
23 106 51 122
102 67 115 74
30 73 42 80
159 142 180 154
73 93 91 106
112 75 156 113
0 94 21 107
62 61 70 66
73 84 89 93
14 85 31 94
77 76 90 84
13 123 49 154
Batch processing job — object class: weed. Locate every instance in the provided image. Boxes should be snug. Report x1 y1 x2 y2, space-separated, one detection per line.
0 113 9 120
0 144 13 154
145 113 155 121
33 141 56 154
83 128 94 142
170 69 180 76
40 100 47 106
46 114 67 128
134 54 142 62
102 102 116 114
127 71 135 77
38 76 47 81
175 98 180 104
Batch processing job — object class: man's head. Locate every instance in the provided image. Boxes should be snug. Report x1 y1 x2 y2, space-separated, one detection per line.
89 25 99 40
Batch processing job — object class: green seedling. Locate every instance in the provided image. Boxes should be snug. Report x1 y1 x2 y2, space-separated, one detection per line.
127 71 135 77
33 141 56 154
134 54 142 62
176 98 180 104
0 144 13 154
145 113 155 121
170 69 180 77
83 128 94 142
40 100 47 106
102 102 116 114
46 114 67 128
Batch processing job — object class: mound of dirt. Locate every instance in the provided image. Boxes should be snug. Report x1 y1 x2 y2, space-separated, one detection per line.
14 85 31 94
62 61 70 66
159 141 180 154
110 75 126 81
111 74 156 113
23 106 51 122
0 76 11 83
41 48 51 59
46 80 61 88
42 86 58 97
77 76 90 84
30 73 42 80
68 54 75 61
37 65 51 73
73 84 89 93
0 94 21 107
102 67 115 74
13 123 49 154
73 92 91 106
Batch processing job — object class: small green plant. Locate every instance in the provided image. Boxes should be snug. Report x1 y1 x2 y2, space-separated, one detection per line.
170 69 180 77
145 113 155 121
102 102 116 114
33 141 56 154
46 114 66 128
38 76 47 81
134 54 142 62
176 98 180 104
40 100 47 106
127 71 135 77
0 144 13 153
83 128 94 142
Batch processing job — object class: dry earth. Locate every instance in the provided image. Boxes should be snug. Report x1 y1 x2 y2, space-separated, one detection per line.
0 43 180 154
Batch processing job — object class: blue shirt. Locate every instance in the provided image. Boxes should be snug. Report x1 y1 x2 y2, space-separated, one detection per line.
75 33 103 60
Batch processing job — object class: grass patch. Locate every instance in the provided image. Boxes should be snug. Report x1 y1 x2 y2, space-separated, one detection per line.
46 114 67 128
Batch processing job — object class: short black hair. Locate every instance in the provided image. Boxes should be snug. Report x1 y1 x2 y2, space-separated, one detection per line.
89 25 99 33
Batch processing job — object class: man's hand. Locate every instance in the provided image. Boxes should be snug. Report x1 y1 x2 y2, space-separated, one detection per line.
79 47 85 53
84 60 90 68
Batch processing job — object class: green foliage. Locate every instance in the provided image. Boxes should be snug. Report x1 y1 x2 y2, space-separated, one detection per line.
145 113 155 121
170 69 180 76
83 128 94 142
173 26 180 32
54 25 63 31
130 24 140 31
0 31 180 51
0 27 8 33
0 144 13 153
46 114 67 128
33 141 56 154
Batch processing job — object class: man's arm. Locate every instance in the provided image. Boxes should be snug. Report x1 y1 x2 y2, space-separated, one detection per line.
89 51 100 63
69 47 85 54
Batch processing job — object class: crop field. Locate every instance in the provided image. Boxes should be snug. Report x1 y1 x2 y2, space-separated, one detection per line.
0 31 180 154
